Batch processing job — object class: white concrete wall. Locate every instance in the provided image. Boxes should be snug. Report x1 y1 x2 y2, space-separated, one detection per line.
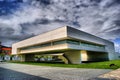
12 26 68 54
67 27 116 60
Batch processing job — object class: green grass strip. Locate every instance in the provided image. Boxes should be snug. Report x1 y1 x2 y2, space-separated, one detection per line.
8 60 120 69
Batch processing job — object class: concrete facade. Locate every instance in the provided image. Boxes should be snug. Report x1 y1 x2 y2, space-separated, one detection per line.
115 52 120 59
12 26 116 64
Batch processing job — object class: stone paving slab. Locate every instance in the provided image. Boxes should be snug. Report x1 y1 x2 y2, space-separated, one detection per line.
0 63 112 80
96 68 120 80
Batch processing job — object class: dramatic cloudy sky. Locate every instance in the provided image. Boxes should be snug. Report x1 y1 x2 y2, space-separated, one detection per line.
0 0 120 52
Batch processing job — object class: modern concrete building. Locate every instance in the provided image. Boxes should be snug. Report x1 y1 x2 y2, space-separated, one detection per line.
12 26 116 64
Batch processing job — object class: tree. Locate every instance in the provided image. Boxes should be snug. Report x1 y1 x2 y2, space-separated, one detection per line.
0 53 5 60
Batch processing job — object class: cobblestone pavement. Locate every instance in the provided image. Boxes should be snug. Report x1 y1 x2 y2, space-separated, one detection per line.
95 68 120 80
0 63 112 80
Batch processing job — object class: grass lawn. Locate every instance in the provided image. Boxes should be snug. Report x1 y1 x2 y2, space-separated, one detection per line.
9 60 120 69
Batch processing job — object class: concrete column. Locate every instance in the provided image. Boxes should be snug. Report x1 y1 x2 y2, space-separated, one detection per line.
20 54 25 62
58 55 68 64
81 50 88 62
64 51 81 64
20 54 35 62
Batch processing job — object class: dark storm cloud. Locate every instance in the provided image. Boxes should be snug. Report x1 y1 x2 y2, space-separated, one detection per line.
0 26 34 40
114 20 120 26
33 19 51 25
38 0 52 6
0 27 14 35
21 18 66 27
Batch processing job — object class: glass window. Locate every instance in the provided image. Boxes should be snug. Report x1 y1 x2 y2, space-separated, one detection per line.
67 39 80 45
53 39 80 45
20 39 105 51
80 42 105 49
53 40 66 45
41 43 51 47
21 42 51 50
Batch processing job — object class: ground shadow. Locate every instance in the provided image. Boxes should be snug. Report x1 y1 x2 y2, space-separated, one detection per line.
89 77 117 80
0 67 50 80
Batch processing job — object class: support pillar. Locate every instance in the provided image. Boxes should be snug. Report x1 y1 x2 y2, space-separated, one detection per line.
81 50 88 62
58 55 68 64
64 51 81 64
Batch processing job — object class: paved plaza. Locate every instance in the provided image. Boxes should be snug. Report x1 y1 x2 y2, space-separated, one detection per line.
98 68 120 80
0 63 113 80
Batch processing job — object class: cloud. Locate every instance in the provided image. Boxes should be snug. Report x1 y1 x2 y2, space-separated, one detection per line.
0 0 120 51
